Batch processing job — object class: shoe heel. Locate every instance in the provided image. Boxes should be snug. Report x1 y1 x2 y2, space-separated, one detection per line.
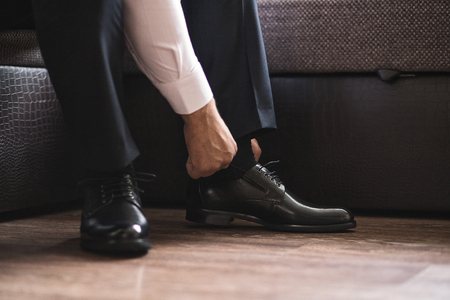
186 209 233 226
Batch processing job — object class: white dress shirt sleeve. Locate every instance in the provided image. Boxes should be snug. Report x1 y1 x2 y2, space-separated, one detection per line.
123 0 213 115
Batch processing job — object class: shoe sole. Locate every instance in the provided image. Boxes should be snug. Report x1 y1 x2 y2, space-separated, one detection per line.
80 237 151 254
186 208 356 233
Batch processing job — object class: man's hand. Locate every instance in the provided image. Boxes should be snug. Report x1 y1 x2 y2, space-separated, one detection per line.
182 99 237 179
251 138 262 161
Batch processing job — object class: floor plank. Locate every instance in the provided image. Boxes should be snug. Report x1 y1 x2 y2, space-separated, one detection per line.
0 208 449 300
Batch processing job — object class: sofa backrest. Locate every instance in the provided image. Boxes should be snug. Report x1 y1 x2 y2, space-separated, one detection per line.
1 0 449 74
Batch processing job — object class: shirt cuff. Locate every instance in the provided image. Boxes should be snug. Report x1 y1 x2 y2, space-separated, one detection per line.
152 62 213 115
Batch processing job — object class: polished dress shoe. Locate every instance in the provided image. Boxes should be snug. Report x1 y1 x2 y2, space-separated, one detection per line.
186 164 356 232
79 173 153 253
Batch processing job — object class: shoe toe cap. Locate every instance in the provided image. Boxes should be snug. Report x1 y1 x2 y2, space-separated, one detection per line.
107 224 147 239
333 207 354 223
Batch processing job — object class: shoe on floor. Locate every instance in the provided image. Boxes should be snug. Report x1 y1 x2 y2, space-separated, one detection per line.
186 163 356 232
79 173 154 253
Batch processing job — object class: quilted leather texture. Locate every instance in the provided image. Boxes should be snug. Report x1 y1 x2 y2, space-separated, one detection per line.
0 30 142 74
0 30 44 68
259 0 450 73
0 66 80 211
2 0 449 73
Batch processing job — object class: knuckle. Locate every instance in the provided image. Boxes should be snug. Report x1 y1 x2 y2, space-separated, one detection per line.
222 159 232 168
190 170 200 179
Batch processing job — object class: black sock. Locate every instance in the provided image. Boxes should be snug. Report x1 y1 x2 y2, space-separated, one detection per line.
232 136 258 171
207 136 257 182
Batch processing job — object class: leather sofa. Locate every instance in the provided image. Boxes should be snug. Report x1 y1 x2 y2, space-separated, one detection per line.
1 0 449 212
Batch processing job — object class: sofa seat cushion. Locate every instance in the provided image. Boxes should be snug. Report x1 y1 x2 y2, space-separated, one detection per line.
3 0 449 74
0 30 141 74
0 30 43 68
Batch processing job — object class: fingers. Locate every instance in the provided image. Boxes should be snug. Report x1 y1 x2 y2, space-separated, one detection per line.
186 164 215 180
182 99 238 179
251 138 262 161
186 151 235 179
185 156 197 179
185 157 199 179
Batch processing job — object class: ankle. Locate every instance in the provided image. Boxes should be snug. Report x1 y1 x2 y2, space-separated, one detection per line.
206 136 257 182
84 163 136 179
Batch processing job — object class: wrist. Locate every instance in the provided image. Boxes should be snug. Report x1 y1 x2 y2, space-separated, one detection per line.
181 98 217 125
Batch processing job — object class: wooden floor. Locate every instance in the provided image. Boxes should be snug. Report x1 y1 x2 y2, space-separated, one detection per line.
0 207 449 300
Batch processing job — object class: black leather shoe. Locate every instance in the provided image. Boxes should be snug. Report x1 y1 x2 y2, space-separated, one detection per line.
79 173 154 253
186 163 356 232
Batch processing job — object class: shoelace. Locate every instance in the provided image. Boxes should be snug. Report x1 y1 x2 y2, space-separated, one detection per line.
258 160 283 187
78 172 157 204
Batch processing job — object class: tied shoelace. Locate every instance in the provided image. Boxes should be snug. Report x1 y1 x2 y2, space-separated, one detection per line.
259 160 283 187
78 172 157 204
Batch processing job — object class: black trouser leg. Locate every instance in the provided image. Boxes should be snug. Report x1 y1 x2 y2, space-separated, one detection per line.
32 0 274 170
31 0 139 171
182 0 275 177
181 0 277 139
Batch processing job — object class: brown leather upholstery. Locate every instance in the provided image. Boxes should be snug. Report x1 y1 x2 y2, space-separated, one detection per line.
1 1 450 212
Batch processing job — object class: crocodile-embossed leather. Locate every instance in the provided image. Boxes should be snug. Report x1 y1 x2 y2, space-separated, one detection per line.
2 66 450 212
0 66 81 211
